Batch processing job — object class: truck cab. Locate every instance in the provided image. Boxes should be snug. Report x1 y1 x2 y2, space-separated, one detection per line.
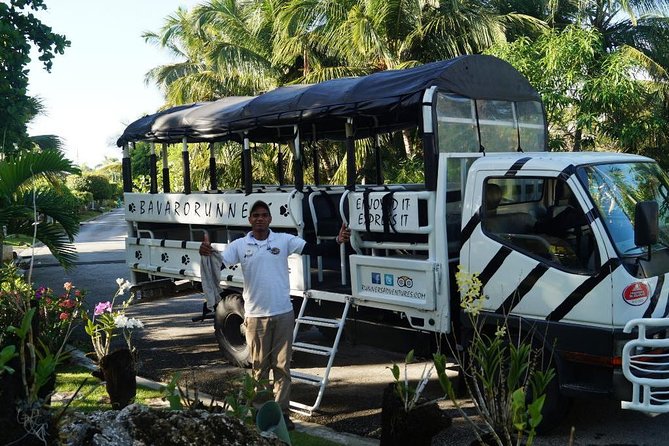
460 152 669 409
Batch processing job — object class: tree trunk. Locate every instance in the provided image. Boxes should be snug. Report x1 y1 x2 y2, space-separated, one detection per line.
573 127 582 152
402 129 412 157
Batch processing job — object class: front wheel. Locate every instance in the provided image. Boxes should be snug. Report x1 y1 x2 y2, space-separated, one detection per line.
214 293 251 367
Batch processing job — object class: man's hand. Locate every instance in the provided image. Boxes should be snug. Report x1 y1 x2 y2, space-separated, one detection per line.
337 224 351 244
199 232 213 256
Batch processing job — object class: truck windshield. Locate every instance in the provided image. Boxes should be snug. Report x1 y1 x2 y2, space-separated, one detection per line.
579 162 669 255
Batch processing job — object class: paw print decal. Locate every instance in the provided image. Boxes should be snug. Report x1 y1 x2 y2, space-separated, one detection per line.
181 254 190 265
128 203 136 213
223 264 239 271
280 204 289 217
135 250 142 260
161 253 169 263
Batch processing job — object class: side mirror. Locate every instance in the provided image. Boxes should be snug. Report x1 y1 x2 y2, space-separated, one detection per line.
635 201 659 248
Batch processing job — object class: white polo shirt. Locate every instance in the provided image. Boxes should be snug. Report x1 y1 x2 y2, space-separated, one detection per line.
222 230 306 317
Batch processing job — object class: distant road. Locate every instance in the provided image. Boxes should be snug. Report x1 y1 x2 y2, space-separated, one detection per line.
20 208 130 300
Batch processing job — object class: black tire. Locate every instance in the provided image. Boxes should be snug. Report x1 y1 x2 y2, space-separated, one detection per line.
214 293 251 367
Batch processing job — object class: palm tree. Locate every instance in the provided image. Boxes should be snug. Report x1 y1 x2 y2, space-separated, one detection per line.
144 1 290 104
271 0 544 161
144 0 544 181
273 0 545 81
0 150 81 269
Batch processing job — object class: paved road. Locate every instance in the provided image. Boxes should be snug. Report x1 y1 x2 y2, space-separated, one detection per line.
19 208 129 300
23 209 669 446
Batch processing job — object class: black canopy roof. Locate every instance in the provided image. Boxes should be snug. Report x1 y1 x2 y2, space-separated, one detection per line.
117 55 540 146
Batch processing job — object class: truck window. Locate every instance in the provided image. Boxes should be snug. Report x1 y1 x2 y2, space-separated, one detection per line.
482 178 598 273
435 93 546 153
579 161 669 256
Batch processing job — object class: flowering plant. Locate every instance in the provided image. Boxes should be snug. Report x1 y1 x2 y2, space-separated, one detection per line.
84 278 144 362
1 265 84 352
432 266 555 446
34 282 85 351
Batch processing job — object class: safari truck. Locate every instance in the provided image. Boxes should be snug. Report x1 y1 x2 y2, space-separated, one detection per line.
117 55 669 422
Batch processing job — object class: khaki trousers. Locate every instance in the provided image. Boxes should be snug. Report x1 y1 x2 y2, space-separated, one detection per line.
245 310 294 414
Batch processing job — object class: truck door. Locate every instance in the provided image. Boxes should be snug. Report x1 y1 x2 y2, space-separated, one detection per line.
461 172 613 327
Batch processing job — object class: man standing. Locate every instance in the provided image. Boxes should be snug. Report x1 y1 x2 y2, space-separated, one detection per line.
200 200 350 429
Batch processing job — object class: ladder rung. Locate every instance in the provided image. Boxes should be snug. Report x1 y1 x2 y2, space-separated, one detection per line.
293 342 333 356
297 316 341 328
291 371 323 386
289 401 315 416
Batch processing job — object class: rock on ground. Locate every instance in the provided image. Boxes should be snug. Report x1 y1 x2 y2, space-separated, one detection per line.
59 404 284 446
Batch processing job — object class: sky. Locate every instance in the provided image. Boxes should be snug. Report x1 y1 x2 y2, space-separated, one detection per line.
27 0 201 168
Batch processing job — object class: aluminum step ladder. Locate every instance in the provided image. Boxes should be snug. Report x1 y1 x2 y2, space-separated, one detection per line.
289 294 351 416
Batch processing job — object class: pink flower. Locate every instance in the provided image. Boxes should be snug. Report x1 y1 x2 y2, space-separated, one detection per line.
94 301 112 315
74 290 82 297
59 312 69 320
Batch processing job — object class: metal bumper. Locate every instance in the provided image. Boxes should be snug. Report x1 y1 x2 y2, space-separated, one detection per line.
621 318 669 413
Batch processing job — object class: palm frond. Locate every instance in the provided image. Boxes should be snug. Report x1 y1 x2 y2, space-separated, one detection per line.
30 134 65 152
0 151 79 199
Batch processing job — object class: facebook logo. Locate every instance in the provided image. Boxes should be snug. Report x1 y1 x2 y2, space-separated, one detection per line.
371 272 381 284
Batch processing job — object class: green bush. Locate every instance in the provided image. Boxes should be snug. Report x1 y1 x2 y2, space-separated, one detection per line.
67 174 113 201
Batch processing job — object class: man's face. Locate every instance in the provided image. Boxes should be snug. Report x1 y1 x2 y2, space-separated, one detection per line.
249 208 272 232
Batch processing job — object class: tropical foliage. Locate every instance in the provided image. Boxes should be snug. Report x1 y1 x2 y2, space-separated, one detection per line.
142 0 669 166
0 264 85 445
0 0 69 156
0 150 81 268
489 25 669 155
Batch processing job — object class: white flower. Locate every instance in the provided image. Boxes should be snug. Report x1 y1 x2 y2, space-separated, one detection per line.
116 278 132 295
114 314 144 330
114 314 129 328
126 317 144 329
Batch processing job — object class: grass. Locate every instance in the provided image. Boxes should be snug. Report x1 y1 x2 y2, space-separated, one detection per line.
53 364 343 445
53 364 165 413
3 234 34 247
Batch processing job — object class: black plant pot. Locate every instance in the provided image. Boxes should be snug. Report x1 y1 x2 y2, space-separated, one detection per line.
0 357 56 445
380 383 451 446
95 348 137 409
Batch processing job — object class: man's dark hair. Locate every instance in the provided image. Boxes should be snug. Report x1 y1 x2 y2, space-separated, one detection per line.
250 200 271 215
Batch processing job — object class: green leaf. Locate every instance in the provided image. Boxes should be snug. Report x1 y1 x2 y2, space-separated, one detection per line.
391 364 400 381
0 345 17 375
528 394 546 429
161 372 183 410
7 307 36 339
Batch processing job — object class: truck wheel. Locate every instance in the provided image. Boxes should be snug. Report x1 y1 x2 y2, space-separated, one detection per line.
214 293 251 367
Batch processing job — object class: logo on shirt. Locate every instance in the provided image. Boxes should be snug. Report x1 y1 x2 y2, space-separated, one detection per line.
270 247 280 255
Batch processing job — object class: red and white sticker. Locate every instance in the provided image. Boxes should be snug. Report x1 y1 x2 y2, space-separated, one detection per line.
622 282 650 306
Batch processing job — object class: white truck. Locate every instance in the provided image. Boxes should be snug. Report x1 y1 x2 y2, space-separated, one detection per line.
117 55 669 423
